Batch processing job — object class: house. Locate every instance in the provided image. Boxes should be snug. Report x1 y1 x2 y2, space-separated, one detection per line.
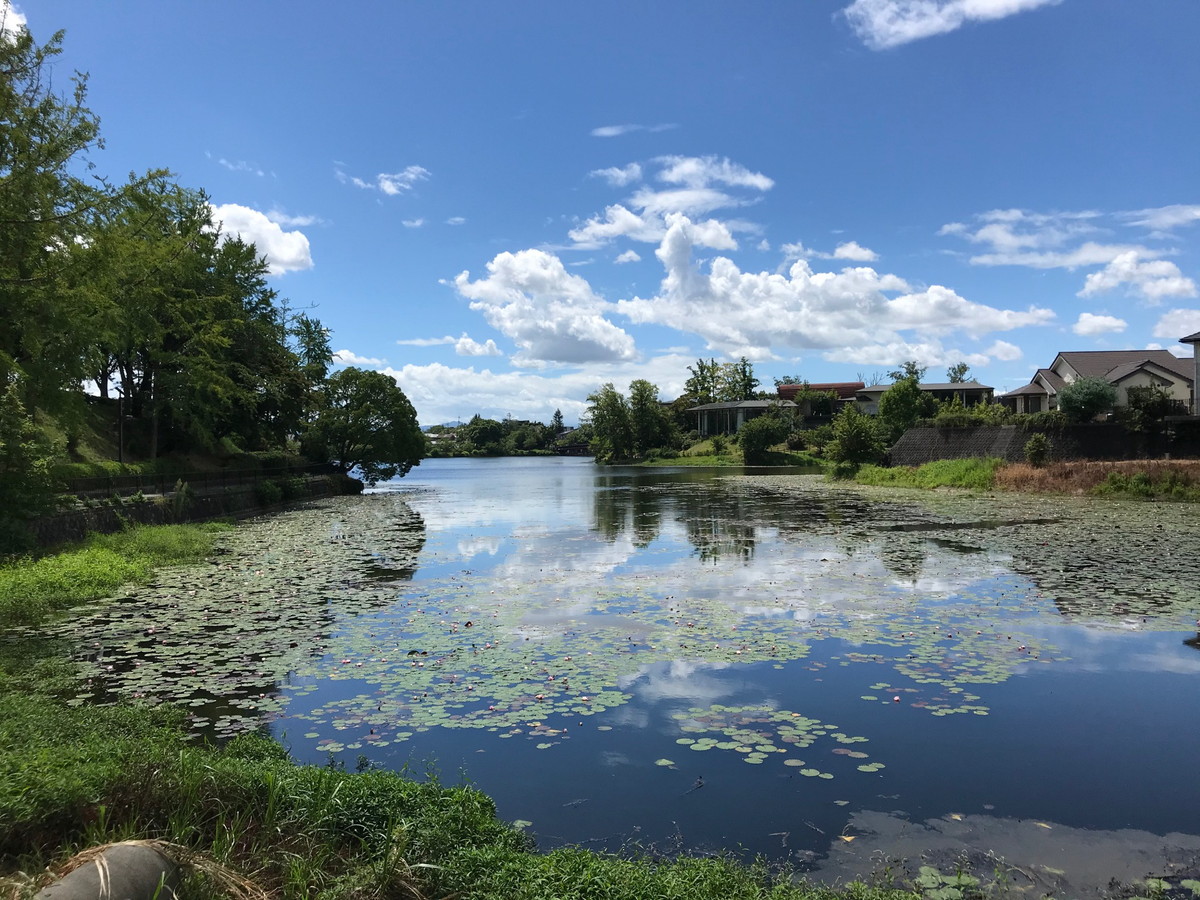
689 399 796 437
998 350 1193 415
854 381 994 415
776 382 864 416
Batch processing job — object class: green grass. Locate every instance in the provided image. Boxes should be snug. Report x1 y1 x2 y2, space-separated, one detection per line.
0 522 230 626
1093 469 1200 501
854 457 1005 491
640 453 745 467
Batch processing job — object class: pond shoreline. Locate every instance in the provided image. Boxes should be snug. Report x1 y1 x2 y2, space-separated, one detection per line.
5 460 1199 899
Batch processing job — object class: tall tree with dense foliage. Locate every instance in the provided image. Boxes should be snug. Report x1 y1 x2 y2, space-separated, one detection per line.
877 376 936 443
0 380 57 553
1057 376 1117 423
719 357 760 401
826 404 884 472
585 383 634 463
684 358 722 405
0 23 118 419
302 367 423 484
628 379 675 456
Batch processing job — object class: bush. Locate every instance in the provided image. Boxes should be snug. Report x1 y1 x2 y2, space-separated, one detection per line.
1023 433 1051 467
737 415 789 465
709 434 728 454
255 479 284 506
825 406 884 469
1058 377 1118 423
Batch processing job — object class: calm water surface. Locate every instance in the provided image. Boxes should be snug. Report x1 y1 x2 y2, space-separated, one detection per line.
53 457 1200 888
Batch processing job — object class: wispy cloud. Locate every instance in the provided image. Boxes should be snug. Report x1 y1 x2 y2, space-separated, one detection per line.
843 0 1062 50
396 336 456 347
336 164 429 195
589 163 642 187
446 216 466 226
267 209 324 228
217 157 265 177
590 123 678 138
402 218 425 229
332 349 388 367
940 208 1197 302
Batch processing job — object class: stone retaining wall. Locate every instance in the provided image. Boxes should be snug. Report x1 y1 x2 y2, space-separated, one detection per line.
30 474 359 548
889 422 1200 467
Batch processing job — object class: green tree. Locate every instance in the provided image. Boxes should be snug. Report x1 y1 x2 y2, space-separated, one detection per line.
718 357 759 401
946 362 972 383
0 24 118 419
684 358 722 404
1057 377 1117 423
738 414 788 465
826 405 884 472
302 367 423 484
1123 384 1178 432
628 379 675 455
887 360 926 382
877 376 935 443
0 379 58 553
551 408 565 433
459 415 505 454
585 383 633 463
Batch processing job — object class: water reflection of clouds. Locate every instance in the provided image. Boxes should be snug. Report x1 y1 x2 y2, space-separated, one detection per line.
457 535 503 558
618 659 737 705
1026 623 1200 675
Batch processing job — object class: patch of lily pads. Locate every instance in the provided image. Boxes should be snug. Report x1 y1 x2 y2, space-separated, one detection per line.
28 468 1200 779
671 704 879 777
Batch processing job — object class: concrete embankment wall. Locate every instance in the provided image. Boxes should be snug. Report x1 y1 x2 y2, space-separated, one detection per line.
889 422 1200 467
31 474 358 548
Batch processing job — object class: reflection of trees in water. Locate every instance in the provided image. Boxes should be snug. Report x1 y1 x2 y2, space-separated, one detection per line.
590 473 756 561
355 500 427 582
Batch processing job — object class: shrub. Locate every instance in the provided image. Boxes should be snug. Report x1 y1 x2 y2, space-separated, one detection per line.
1058 377 1118 423
737 415 789 465
709 434 728 454
255 479 284 506
785 431 805 451
826 406 884 470
1023 433 1051 467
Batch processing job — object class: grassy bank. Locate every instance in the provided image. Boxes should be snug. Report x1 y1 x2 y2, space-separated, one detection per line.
853 457 1200 501
0 523 232 627
0 522 916 900
854 458 1004 491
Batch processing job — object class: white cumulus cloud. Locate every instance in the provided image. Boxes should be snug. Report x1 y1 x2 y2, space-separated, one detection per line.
1072 313 1128 337
1078 251 1198 303
833 241 879 262
615 250 641 264
985 340 1023 361
1152 309 1200 341
455 335 502 357
844 0 1062 50
332 349 387 367
209 203 313 274
402 218 425 228
613 215 1052 364
1 2 26 40
454 248 637 365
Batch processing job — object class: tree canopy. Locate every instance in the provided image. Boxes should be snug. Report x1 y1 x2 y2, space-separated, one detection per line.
1057 377 1117 423
302 367 423 485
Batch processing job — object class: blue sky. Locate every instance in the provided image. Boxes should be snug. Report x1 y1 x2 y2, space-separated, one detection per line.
16 0 1200 425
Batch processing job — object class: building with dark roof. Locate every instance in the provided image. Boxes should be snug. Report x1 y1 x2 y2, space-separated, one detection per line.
999 349 1194 414
688 399 796 436
854 381 994 415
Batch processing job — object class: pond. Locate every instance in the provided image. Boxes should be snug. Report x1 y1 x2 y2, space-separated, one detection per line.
45 457 1200 895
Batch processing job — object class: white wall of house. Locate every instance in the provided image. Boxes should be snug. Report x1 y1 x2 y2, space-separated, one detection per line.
1111 369 1190 407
